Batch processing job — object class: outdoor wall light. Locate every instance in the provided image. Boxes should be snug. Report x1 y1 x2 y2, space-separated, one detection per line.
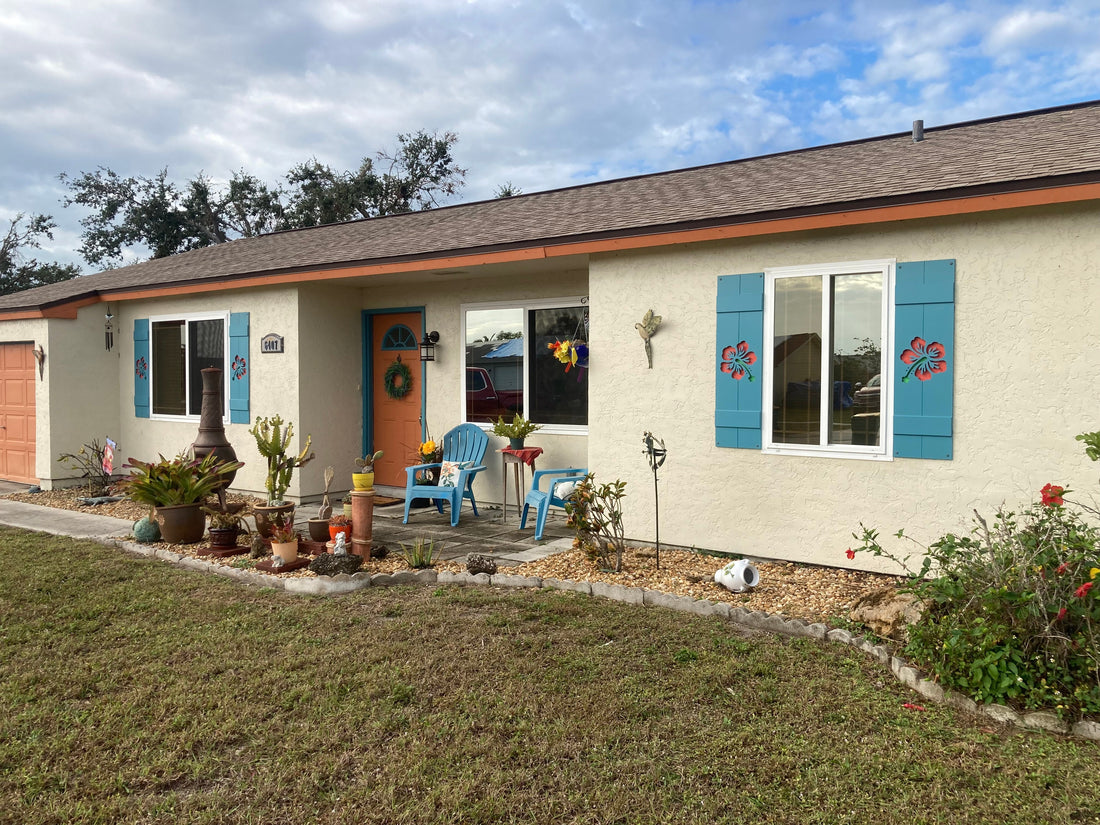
420 330 440 362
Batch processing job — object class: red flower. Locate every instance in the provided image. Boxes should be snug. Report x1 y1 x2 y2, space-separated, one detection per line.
1041 483 1065 506
1056 607 1068 621
1075 582 1094 599
720 341 757 382
1057 562 1070 575
846 548 856 560
899 336 947 383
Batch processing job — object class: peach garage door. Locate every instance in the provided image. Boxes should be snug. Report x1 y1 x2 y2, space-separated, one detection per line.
0 343 37 483
370 313 423 487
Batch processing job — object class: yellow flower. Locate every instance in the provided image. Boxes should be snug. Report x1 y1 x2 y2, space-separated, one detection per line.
1090 567 1099 580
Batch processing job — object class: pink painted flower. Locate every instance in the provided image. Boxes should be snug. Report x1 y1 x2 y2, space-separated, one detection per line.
1075 582 1093 599
1041 483 1065 506
899 336 947 383
720 341 757 382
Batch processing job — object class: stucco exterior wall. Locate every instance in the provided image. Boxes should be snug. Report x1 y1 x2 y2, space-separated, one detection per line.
296 285 363 501
116 286 300 499
589 202 1100 571
362 267 589 505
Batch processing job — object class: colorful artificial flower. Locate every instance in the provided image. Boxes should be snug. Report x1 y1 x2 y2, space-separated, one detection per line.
845 548 856 560
899 336 947 383
1056 607 1068 622
548 339 587 373
1041 483 1066 506
1057 561 1070 575
720 341 757 381
1091 568 1100 580
419 440 438 461
1075 581 1094 599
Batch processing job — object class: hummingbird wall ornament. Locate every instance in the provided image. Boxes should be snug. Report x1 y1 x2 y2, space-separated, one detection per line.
634 309 662 369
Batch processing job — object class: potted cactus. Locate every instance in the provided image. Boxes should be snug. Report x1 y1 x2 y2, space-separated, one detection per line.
249 415 314 538
352 450 384 490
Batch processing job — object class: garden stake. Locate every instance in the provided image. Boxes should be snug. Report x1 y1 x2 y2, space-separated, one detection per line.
643 431 667 569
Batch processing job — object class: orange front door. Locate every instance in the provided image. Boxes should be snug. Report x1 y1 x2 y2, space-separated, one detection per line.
0 343 37 483
370 313 423 487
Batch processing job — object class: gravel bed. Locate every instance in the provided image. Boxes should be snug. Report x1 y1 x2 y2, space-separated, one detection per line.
4 488 898 624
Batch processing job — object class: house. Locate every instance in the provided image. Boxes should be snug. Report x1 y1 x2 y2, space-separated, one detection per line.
2 99 1099 569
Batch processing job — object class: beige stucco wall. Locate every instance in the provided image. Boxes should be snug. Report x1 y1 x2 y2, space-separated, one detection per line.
589 202 1100 571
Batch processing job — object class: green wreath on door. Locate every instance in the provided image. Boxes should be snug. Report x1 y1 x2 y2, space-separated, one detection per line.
383 359 413 399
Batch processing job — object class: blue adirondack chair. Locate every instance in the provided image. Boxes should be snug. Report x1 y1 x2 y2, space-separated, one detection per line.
520 468 588 540
403 423 489 527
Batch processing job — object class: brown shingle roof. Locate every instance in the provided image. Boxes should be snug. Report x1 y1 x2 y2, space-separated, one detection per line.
7 99 1100 313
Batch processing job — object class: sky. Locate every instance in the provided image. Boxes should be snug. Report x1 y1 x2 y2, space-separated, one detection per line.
3 0 1100 272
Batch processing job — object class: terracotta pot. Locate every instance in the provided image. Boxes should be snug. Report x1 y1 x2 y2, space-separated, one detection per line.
307 518 331 542
155 503 206 544
254 503 295 538
271 539 298 563
329 523 352 542
352 472 375 490
208 526 240 549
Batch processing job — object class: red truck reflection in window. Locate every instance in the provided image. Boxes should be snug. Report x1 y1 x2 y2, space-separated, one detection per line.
466 367 522 422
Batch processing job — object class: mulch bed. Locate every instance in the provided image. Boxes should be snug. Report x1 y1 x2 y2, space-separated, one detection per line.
4 487 899 624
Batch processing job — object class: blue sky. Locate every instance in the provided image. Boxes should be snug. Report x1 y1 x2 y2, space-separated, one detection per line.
3 0 1100 271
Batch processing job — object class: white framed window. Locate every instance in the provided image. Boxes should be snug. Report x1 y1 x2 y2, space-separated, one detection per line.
762 259 893 459
149 312 229 420
461 297 588 433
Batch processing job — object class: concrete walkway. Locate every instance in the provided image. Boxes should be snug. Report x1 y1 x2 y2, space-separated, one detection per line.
0 497 136 541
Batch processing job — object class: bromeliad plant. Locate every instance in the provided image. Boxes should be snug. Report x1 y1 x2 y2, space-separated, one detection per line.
848 431 1100 718
121 453 243 511
249 415 314 505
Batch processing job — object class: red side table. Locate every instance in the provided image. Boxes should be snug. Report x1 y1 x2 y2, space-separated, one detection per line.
499 447 543 521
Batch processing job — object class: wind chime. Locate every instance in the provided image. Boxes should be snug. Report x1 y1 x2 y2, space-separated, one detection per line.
643 431 667 569
104 305 115 352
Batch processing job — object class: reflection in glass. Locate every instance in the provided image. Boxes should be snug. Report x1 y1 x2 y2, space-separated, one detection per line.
529 306 587 426
464 308 524 423
772 276 821 445
830 273 881 447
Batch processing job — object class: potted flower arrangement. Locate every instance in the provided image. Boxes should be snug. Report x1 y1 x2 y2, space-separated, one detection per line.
120 452 243 544
249 415 314 538
269 521 300 563
491 414 542 450
352 450 384 490
328 514 352 542
205 506 251 549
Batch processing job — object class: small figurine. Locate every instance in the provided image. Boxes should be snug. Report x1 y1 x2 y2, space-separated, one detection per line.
333 533 348 556
635 309 662 369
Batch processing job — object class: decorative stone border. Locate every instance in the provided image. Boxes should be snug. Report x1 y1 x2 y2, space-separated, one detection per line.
110 538 1100 741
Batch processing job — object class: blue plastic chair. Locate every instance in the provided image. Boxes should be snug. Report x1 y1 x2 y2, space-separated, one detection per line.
403 423 489 527
520 468 588 540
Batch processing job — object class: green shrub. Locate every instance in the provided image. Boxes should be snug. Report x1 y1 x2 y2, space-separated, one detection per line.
851 441 1100 718
565 473 627 572
400 537 440 569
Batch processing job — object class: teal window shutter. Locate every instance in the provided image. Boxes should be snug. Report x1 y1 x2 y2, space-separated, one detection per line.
715 273 764 449
229 312 250 424
134 318 150 418
893 260 955 459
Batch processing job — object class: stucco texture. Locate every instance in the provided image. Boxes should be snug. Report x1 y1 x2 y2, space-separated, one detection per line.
588 202 1100 571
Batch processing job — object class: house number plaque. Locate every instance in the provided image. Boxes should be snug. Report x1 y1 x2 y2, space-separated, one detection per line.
260 333 284 354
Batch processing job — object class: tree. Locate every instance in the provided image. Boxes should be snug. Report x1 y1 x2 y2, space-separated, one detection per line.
0 213 81 296
61 129 467 268
493 181 522 198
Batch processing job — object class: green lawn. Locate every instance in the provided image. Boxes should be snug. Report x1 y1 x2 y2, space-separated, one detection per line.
2 528 1098 824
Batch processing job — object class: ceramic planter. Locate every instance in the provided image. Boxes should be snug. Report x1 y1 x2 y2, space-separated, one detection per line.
307 518 331 542
271 539 298 563
155 503 206 544
253 503 295 538
351 471 375 490
329 522 352 542
208 526 241 549
508 438 525 450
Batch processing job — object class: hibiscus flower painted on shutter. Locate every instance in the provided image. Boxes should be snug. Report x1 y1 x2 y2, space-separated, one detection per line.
229 312 250 424
893 259 955 460
134 318 150 418
715 273 764 449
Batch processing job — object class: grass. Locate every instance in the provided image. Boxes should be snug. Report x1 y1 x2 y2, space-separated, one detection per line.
1 527 1099 824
